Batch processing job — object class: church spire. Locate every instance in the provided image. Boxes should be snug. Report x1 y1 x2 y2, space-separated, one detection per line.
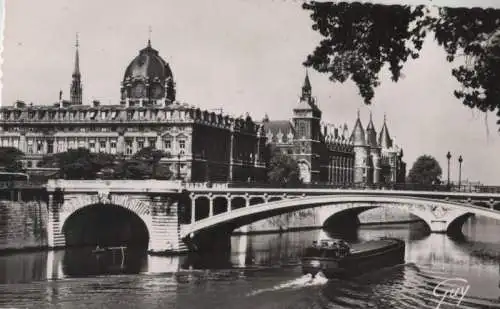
147 26 152 48
70 33 82 105
73 33 80 77
301 70 312 100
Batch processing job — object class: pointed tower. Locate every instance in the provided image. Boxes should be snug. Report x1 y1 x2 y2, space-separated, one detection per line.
366 112 381 184
366 112 377 147
378 114 403 184
70 33 82 105
301 71 312 101
378 114 393 149
350 110 369 184
292 71 322 183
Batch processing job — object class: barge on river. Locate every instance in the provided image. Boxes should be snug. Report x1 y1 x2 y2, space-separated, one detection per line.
302 238 405 279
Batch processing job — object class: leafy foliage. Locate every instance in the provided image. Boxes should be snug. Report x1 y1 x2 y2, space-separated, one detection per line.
303 1 430 104
40 148 96 179
40 147 172 180
430 7 500 114
267 151 302 187
407 155 443 185
114 160 152 180
0 147 25 172
302 2 500 125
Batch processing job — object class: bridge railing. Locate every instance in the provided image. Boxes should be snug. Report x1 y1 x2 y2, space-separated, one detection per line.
0 180 47 189
186 181 500 193
1 178 500 194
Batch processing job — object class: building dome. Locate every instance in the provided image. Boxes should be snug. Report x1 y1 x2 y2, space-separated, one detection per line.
123 42 172 82
121 40 176 102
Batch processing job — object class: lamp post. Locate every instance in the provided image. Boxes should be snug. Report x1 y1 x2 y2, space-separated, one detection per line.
458 155 463 191
177 153 181 180
446 151 451 187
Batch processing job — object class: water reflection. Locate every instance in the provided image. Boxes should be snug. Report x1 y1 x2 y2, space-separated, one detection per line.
0 251 48 284
0 216 499 308
62 247 148 277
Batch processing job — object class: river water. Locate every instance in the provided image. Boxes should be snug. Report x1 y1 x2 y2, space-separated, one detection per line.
0 216 499 309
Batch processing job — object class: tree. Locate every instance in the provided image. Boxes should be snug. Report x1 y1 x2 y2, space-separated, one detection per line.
407 155 442 185
131 147 172 179
0 147 25 172
40 147 173 180
40 148 118 179
115 160 152 180
267 151 302 187
302 2 500 126
114 147 173 180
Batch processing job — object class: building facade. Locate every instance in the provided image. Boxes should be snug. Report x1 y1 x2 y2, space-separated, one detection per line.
0 39 267 182
263 74 406 186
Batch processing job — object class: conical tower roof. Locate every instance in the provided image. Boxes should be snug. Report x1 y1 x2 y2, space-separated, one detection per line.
378 114 393 149
366 112 378 147
350 110 366 146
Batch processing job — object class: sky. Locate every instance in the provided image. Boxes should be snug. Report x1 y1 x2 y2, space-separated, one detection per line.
1 0 500 184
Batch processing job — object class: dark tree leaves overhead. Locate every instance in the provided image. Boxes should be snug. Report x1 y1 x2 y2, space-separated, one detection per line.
430 7 500 114
303 1 500 126
303 1 430 104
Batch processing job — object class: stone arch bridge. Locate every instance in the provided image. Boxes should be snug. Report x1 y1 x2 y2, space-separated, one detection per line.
45 180 500 253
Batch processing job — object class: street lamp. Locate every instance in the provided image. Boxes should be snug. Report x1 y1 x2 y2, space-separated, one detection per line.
446 151 451 187
458 155 463 191
177 153 181 180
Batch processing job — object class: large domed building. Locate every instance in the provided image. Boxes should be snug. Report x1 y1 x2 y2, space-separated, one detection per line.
0 38 267 182
120 39 176 104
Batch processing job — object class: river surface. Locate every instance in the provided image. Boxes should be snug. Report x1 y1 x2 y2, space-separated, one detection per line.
0 216 500 308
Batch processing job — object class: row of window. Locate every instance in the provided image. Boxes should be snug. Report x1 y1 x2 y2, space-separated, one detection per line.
22 138 187 156
330 168 353 184
0 109 196 122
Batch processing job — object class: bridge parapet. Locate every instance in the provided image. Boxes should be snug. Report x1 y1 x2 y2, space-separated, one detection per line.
46 179 184 193
183 182 229 190
183 187 500 202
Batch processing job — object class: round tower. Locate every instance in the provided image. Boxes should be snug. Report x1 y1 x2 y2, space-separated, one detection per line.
366 112 381 184
350 110 369 185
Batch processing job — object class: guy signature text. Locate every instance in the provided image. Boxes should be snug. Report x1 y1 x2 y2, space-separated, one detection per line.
433 277 470 309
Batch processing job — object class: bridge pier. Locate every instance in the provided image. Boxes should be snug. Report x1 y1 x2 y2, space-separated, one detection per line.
148 195 189 254
428 220 449 233
424 207 472 236
47 191 66 249
185 226 233 253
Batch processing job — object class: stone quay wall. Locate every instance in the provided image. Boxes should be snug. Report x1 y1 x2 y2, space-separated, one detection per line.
0 200 48 251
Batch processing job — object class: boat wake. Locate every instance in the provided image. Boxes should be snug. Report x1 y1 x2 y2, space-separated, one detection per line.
246 272 328 297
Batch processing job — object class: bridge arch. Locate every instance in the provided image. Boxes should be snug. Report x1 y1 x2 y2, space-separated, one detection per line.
182 195 500 239
59 194 153 248
493 202 500 211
